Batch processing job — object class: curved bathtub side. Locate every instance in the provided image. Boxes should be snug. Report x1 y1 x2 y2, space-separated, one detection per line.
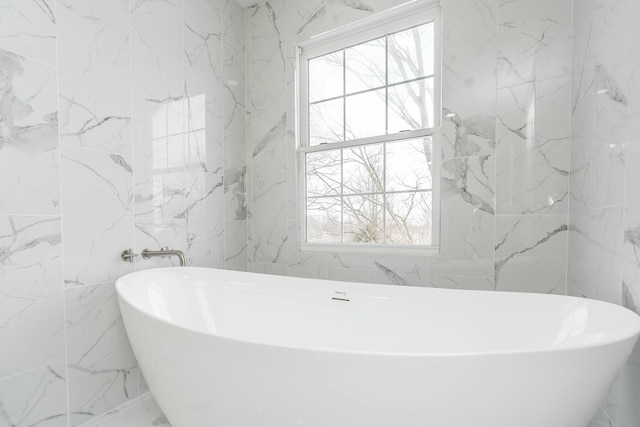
116 267 640 356
117 291 637 427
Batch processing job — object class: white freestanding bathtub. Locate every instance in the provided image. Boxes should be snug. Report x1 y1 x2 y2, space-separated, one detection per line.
116 267 640 427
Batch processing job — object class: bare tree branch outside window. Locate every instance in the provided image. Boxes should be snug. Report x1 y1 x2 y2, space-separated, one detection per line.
304 22 436 246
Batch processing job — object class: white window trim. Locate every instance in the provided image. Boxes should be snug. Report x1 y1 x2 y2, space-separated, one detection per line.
295 0 442 255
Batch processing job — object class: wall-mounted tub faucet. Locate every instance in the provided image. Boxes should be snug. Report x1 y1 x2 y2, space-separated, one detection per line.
142 247 187 267
120 247 187 266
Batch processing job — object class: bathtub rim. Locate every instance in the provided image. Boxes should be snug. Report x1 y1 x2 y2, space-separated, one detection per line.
116 267 640 358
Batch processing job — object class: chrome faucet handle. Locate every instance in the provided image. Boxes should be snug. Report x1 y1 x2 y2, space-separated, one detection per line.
121 248 138 263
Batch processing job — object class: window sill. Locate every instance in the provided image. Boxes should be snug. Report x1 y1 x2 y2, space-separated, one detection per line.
299 243 440 257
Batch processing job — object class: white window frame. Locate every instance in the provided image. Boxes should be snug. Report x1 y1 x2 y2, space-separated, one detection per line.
295 0 441 255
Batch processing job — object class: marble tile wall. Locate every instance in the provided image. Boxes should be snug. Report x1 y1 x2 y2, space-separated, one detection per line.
3 0 639 425
569 0 640 425
78 393 169 427
0 0 246 425
246 0 572 293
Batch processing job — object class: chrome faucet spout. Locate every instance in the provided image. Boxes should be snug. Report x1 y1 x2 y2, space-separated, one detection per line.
141 247 187 267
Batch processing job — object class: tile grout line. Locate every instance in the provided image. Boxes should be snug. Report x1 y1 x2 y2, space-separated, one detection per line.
0 358 67 384
51 0 73 424
77 391 153 427
62 0 130 35
58 142 134 159
0 45 57 69
565 0 575 299
127 0 142 403
492 0 499 291
221 0 228 270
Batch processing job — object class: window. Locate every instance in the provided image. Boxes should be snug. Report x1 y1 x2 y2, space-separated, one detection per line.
297 2 440 252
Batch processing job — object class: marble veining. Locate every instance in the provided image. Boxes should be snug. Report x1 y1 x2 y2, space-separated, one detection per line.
495 215 568 294
84 394 170 427
288 0 327 37
622 211 640 312
441 155 495 215
66 0 129 32
0 0 56 66
252 176 288 265
250 88 287 179
286 244 329 279
1 0 242 424
0 49 60 215
0 361 68 427
622 281 638 313
225 164 247 220
327 0 379 26
132 98 186 220
430 274 494 291
185 66 224 175
250 1 287 92
11 0 636 423
61 146 134 287
569 206 623 304
246 0 575 293
373 258 429 287
65 282 139 426
57 0 132 156
594 64 628 106
442 0 496 40
495 78 570 215
568 0 640 424
131 0 184 103
184 0 224 81
442 30 496 159
0 215 65 379
497 0 571 87
184 172 225 267
224 0 246 49
225 220 248 271
223 43 246 135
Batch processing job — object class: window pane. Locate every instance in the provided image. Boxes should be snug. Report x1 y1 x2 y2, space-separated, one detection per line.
388 22 434 84
307 197 342 243
310 98 343 146
343 144 384 195
386 138 432 192
385 191 432 245
388 78 434 132
345 38 385 94
345 89 385 140
306 150 341 197
309 51 343 102
343 195 383 243
301 18 439 248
